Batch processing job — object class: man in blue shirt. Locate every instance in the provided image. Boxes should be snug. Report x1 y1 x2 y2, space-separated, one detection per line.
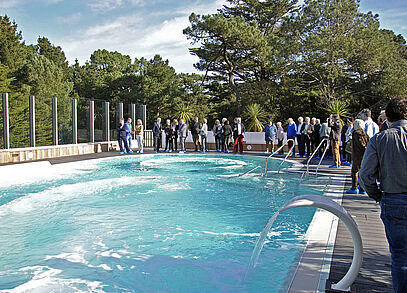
117 118 132 154
125 118 133 150
264 119 277 153
287 118 297 156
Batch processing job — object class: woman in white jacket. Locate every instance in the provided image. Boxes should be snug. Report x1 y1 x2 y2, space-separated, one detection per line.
200 118 208 152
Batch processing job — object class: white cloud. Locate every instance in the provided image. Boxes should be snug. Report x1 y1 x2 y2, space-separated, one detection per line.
0 0 23 9
60 0 226 73
56 12 82 24
87 0 145 12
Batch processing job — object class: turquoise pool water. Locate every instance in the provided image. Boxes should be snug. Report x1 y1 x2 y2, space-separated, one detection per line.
0 154 322 292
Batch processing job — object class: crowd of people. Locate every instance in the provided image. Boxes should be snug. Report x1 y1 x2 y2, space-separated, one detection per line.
116 116 247 155
151 117 246 154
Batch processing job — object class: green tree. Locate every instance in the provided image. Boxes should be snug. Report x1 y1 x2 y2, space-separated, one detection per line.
23 55 73 145
0 15 28 72
184 12 268 108
36 37 68 69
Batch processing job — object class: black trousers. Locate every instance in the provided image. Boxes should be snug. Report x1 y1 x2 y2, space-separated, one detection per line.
303 135 311 156
118 135 130 153
165 135 173 151
297 134 304 156
153 136 161 152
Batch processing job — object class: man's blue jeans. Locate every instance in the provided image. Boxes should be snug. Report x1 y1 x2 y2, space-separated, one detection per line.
380 193 407 293
126 135 132 149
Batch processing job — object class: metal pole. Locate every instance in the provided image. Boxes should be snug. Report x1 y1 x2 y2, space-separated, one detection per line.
118 102 124 121
2 93 10 149
29 95 35 147
141 104 146 128
104 101 110 141
89 100 95 143
52 97 58 145
130 103 136 138
72 99 78 144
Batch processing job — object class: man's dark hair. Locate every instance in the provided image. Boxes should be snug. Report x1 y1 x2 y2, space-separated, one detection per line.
386 97 407 122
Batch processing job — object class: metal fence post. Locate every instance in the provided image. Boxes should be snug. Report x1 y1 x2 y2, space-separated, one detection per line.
118 102 123 121
141 104 146 128
89 100 95 143
29 95 35 147
104 101 110 141
2 93 10 149
52 97 58 145
72 99 78 144
130 103 136 138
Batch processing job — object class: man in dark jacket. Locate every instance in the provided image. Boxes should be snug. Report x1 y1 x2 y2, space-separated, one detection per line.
222 120 233 153
190 117 200 152
312 118 321 155
360 97 407 293
117 118 132 154
152 117 162 153
329 114 342 168
346 119 369 194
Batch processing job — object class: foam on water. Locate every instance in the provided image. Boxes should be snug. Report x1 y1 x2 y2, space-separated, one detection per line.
0 266 106 293
0 161 100 188
0 176 160 216
140 156 248 168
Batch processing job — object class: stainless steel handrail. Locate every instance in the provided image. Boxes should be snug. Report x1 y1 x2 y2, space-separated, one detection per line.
276 144 296 173
265 138 295 176
239 165 263 177
306 138 329 175
315 141 331 175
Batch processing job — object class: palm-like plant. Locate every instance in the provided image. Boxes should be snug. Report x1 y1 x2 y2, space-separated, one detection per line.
244 103 268 132
328 99 350 125
174 103 194 123
328 100 349 117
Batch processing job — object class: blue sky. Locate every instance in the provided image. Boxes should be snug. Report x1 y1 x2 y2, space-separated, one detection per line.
1 0 406 73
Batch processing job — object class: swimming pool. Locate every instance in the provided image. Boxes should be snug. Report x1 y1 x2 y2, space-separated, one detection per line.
0 154 323 292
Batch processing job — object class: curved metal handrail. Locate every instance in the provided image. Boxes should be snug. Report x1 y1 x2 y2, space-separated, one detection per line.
248 194 363 292
315 141 331 175
265 138 295 176
276 144 296 173
306 138 329 175
239 165 263 177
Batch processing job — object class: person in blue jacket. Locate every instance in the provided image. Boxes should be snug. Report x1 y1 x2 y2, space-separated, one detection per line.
264 119 277 153
286 118 297 156
117 118 132 154
152 117 162 153
125 118 133 150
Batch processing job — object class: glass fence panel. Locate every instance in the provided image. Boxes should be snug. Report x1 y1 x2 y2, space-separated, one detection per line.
58 97 73 145
0 96 3 149
8 93 30 148
77 98 89 143
34 96 53 147
110 103 118 141
94 100 105 142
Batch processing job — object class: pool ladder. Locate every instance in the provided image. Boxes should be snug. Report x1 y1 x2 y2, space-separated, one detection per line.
305 138 330 176
264 139 296 176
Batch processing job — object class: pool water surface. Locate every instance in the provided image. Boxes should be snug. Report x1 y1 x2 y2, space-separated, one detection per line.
0 154 323 292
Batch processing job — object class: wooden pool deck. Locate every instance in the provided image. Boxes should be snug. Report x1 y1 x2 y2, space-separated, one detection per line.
1 149 393 292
